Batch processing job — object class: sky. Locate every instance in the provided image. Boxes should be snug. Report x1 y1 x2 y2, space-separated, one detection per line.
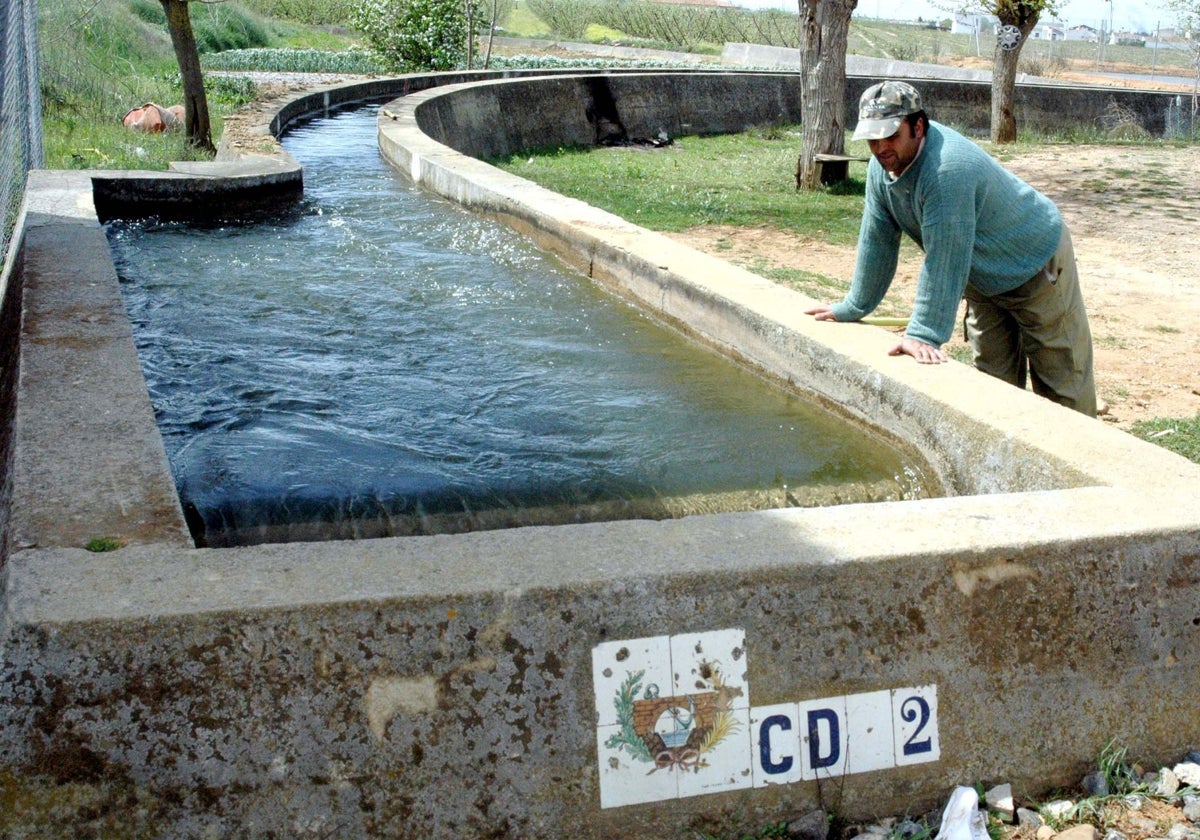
734 0 1172 34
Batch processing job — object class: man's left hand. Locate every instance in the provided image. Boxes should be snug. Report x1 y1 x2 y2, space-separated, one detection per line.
888 338 948 364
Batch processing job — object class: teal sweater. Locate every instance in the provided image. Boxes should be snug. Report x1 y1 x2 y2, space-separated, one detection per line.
831 121 1062 347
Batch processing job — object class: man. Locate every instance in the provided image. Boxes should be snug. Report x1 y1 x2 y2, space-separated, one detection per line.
805 81 1097 417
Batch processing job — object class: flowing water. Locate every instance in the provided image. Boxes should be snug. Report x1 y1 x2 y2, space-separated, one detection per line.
108 105 933 546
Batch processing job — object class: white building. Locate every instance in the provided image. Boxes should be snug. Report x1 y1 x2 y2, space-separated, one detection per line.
950 13 997 36
1064 24 1099 42
1030 21 1065 40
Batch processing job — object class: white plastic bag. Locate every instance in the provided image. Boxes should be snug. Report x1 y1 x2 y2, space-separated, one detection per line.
934 786 990 840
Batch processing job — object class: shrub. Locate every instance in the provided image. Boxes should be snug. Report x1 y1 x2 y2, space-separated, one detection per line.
351 0 484 71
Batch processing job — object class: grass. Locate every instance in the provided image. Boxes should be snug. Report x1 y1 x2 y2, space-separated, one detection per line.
489 128 870 240
1130 414 1200 462
84 536 125 552
502 0 553 37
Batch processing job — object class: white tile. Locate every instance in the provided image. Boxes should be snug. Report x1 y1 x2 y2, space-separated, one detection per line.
676 706 754 800
797 694 848 781
892 685 940 766
669 627 749 708
592 635 672 727
751 702 803 787
596 723 679 808
843 689 896 775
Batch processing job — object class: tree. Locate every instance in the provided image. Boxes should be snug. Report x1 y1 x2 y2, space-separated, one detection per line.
352 0 483 73
161 0 215 153
964 1 1060 142
795 0 858 191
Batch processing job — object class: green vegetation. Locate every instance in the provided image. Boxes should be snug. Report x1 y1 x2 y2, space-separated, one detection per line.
1038 739 1198 833
202 47 383 74
488 128 891 322
84 536 124 552
490 129 869 239
38 0 363 170
235 0 358 28
502 0 552 38
1130 414 1200 462
351 0 484 72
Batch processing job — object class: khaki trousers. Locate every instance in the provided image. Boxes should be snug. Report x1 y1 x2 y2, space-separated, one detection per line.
963 225 1097 417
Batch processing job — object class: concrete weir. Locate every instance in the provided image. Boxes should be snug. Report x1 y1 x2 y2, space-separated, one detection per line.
2 71 1198 836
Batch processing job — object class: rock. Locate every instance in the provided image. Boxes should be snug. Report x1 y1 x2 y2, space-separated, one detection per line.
1037 827 1057 840
1044 801 1077 821
1182 795 1200 822
895 819 926 838
1158 768 1181 797
1184 750 1200 766
1127 816 1162 834
986 783 1015 822
1082 771 1110 798
1054 825 1098 840
1174 763 1200 788
788 809 830 840
1167 824 1200 840
1018 808 1046 830
1102 830 1128 840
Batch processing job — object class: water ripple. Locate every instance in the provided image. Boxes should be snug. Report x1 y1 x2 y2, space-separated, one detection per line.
108 105 930 545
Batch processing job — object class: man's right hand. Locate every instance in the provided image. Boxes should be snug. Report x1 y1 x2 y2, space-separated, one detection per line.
889 337 948 364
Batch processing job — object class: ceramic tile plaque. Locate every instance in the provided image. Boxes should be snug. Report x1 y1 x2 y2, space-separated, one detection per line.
592 628 939 808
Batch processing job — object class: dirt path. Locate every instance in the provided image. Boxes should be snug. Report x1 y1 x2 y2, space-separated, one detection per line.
671 143 1200 428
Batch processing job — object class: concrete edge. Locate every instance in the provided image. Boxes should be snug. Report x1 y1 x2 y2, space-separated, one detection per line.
4 483 1195 625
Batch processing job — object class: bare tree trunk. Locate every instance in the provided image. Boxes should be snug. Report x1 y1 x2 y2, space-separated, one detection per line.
466 0 475 70
484 0 499 68
161 0 214 154
990 44 1020 142
796 0 857 191
989 15 1038 144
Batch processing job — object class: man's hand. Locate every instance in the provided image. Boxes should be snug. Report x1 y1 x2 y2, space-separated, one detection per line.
888 337 948 364
807 307 947 365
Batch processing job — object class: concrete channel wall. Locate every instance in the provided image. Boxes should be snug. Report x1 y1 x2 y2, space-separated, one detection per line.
1 70 1198 837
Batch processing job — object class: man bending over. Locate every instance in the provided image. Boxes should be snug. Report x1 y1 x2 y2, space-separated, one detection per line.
805 80 1096 417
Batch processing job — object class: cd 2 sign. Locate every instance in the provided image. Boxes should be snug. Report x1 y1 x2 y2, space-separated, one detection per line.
593 628 940 809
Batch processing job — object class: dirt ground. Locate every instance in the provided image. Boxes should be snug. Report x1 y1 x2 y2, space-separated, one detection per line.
671 138 1200 428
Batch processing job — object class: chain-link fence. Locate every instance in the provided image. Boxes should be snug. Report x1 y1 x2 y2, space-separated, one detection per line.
1 0 43 266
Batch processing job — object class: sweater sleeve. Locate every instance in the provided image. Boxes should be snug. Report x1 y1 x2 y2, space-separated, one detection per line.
831 173 902 323
903 171 977 346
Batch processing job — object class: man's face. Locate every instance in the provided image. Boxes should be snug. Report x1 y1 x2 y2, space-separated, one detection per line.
868 118 924 175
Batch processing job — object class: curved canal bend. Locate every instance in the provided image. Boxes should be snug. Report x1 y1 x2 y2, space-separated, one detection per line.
108 105 935 547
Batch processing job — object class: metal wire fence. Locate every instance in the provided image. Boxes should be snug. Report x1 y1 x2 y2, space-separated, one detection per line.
1 0 43 266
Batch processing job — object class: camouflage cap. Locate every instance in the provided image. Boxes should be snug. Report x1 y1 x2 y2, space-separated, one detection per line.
852 81 923 141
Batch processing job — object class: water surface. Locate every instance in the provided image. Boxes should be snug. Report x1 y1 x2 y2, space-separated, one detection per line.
109 105 930 545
